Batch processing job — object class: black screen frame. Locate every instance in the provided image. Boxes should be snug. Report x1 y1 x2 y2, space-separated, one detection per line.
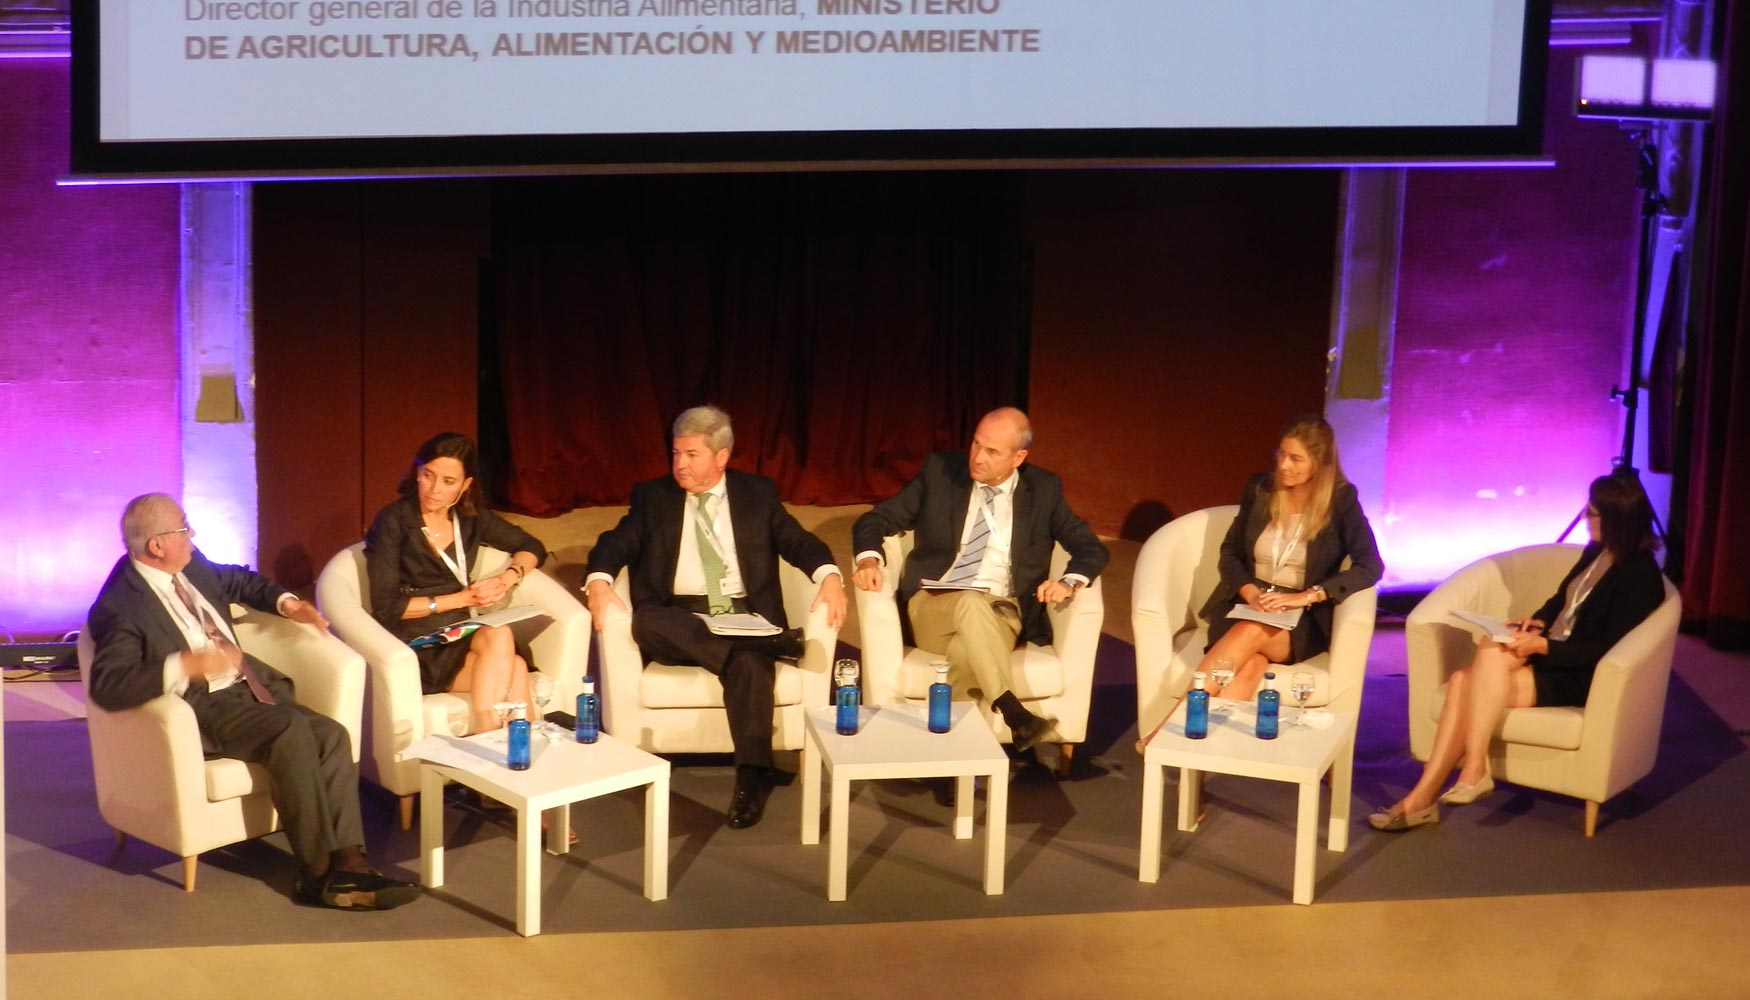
69 0 1553 182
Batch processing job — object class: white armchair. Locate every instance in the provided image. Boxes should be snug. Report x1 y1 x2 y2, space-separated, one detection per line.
1405 543 1681 836
1133 506 1376 790
77 608 365 892
853 531 1104 776
595 561 839 754
316 542 590 829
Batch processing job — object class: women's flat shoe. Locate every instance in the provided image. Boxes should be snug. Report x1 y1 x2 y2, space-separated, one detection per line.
1367 802 1440 832
1439 776 1496 805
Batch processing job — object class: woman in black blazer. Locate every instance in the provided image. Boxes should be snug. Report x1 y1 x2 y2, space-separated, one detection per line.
1196 415 1383 701
364 432 547 735
1368 474 1666 832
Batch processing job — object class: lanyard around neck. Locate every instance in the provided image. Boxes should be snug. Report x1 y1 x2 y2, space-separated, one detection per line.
422 511 469 589
1266 515 1304 592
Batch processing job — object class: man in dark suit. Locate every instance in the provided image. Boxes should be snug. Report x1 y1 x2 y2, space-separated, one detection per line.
852 407 1109 752
584 406 847 828
87 493 418 910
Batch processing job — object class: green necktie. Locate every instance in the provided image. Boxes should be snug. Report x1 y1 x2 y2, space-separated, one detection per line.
695 492 733 615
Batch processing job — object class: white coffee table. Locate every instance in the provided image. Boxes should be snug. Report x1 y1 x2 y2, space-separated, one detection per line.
1138 699 1353 904
418 731 670 936
800 702 1009 901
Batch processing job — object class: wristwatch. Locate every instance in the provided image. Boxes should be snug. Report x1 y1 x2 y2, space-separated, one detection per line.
427 596 438 615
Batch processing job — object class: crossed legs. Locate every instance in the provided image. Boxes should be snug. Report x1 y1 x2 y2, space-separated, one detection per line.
1389 640 1537 815
1196 620 1292 701
448 624 530 734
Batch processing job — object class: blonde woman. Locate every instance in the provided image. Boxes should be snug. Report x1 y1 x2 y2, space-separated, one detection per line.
1195 415 1383 701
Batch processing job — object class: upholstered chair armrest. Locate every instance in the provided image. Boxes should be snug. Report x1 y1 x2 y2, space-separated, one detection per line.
92 695 213 821
1574 587 1681 796
596 575 645 740
1046 576 1104 742
1323 586 1378 718
232 607 366 761
513 566 592 706
853 569 906 706
314 579 426 758
798 586 839 709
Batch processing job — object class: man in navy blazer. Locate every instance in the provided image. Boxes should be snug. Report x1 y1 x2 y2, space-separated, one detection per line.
852 408 1109 754
86 493 418 910
585 406 847 828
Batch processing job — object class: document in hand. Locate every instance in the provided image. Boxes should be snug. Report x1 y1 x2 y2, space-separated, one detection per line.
694 612 783 636
919 579 992 592
408 604 545 648
1225 604 1304 630
1449 610 1516 642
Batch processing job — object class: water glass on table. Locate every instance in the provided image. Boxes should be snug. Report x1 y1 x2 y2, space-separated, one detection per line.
1209 657 1237 715
1290 671 1315 727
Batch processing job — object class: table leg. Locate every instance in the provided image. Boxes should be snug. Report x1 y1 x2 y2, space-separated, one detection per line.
1139 757 1163 883
644 773 669 902
827 771 850 901
982 766 1007 895
516 804 541 935
545 804 569 855
1328 736 1353 853
953 774 975 839
1294 778 1319 905
419 768 445 889
1176 768 1203 833
801 731 821 846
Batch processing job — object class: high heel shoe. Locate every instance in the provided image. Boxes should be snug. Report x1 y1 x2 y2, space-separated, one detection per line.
1367 802 1440 832
1439 775 1496 806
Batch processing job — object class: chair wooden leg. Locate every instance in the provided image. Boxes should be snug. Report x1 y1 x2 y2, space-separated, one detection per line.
400 794 415 831
182 856 198 892
1054 742 1076 780
1584 800 1599 838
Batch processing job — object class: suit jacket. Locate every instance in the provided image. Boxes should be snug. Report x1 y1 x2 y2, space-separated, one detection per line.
585 470 835 627
86 549 297 753
1199 472 1384 659
852 453 1110 646
1530 544 1666 678
363 495 549 642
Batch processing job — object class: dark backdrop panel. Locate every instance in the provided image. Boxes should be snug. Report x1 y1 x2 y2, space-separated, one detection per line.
485 173 1028 515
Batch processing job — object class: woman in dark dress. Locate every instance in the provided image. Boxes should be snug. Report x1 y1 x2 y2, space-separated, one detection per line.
1368 474 1666 832
364 432 547 735
1196 415 1384 701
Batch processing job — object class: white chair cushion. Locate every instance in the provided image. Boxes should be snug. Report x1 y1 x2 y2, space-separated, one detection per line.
641 661 806 710
422 692 471 739
1431 682 1585 750
204 759 264 802
896 645 1066 701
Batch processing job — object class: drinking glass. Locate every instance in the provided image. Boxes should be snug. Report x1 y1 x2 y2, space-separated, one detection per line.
1210 657 1237 715
487 700 518 743
1290 671 1315 728
530 674 556 741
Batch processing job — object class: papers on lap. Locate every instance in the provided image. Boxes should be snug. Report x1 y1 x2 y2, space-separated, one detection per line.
409 604 544 648
920 579 991 592
1450 610 1516 642
1225 604 1304 630
695 611 782 636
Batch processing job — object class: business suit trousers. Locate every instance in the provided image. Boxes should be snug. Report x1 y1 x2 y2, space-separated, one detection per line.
908 590 1022 704
195 683 365 866
632 602 777 769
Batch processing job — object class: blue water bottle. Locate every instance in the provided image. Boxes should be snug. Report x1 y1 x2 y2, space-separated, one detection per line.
834 659 861 736
927 660 952 734
1256 671 1279 740
507 705 532 770
1185 671 1209 739
575 677 599 744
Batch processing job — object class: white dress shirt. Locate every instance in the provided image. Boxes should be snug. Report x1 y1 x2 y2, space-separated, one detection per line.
131 559 294 697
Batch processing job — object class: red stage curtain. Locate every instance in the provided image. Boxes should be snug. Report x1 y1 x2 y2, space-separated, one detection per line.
481 172 1028 515
1679 1 1750 649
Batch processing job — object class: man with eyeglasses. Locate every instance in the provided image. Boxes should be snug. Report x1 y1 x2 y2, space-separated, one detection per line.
86 493 420 910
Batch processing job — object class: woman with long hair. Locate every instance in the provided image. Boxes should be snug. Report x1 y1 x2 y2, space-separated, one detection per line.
1368 473 1665 832
1194 414 1384 701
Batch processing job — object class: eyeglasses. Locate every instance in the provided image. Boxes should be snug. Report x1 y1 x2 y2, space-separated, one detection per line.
154 525 193 539
1584 507 1602 518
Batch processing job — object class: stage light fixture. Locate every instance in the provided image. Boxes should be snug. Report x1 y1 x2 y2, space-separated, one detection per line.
1577 54 1716 122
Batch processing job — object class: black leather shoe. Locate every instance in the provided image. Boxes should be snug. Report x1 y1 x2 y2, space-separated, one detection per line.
766 628 805 660
1009 712 1061 753
297 869 421 911
727 770 767 829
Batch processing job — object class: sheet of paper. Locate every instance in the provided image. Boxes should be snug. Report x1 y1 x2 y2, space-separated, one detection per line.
694 611 782 636
402 734 506 776
1450 610 1516 642
920 579 991 592
1225 604 1304 630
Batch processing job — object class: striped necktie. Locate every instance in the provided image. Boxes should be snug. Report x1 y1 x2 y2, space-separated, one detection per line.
941 485 999 586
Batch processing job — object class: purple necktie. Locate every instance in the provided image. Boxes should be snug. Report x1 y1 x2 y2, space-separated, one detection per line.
171 576 274 705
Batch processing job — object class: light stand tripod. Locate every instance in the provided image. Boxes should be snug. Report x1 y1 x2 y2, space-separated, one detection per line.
1558 131 1670 548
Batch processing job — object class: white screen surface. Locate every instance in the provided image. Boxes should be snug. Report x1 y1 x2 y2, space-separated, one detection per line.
98 0 1532 143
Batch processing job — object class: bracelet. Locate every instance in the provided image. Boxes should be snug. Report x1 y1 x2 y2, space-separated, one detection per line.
507 565 527 581
427 596 438 615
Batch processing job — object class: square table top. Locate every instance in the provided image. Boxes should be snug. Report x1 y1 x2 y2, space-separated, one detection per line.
416 730 669 808
805 702 1007 778
1143 698 1350 780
